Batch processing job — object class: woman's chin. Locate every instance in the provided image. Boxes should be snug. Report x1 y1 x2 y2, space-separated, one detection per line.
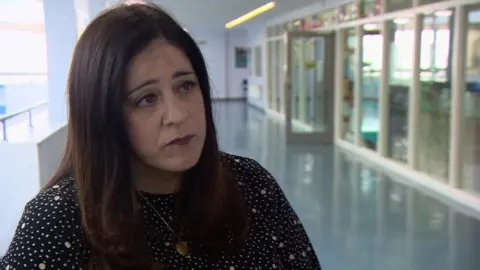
154 154 200 172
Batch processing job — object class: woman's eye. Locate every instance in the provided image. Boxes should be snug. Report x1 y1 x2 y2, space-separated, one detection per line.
179 81 197 92
135 93 158 107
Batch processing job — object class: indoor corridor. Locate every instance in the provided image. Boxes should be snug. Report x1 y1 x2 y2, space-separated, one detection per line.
215 101 480 270
2 0 480 268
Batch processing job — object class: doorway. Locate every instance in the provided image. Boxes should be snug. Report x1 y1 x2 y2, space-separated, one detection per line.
284 31 336 144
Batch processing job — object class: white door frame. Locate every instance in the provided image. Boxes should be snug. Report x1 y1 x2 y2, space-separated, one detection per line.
284 30 336 144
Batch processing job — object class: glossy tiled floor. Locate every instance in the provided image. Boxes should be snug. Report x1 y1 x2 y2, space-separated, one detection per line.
214 101 480 270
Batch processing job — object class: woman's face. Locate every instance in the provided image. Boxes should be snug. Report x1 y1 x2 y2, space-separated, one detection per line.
125 40 206 172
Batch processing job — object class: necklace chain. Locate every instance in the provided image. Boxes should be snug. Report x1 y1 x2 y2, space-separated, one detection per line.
137 190 177 236
136 190 190 257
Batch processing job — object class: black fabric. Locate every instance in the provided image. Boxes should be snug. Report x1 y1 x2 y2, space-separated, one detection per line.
1 153 321 269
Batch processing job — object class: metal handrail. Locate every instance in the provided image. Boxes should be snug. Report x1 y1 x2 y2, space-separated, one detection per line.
0 101 48 141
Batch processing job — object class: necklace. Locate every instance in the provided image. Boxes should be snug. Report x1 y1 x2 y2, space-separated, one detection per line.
137 190 189 257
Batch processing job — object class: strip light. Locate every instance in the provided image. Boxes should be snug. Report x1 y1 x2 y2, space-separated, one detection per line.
225 1 275 29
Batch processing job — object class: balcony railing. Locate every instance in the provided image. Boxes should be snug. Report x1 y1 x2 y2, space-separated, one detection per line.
0 101 48 141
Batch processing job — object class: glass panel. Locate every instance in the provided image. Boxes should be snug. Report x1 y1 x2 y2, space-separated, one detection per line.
254 46 262 77
304 15 313 31
462 7 480 195
344 1 361 21
341 28 357 142
386 0 413 13
278 40 285 113
419 0 447 5
267 41 274 109
287 21 294 32
275 25 281 36
387 18 415 163
417 9 453 181
313 37 326 130
361 0 382 18
291 38 302 124
290 36 328 133
361 23 382 150
273 40 281 112
311 13 320 29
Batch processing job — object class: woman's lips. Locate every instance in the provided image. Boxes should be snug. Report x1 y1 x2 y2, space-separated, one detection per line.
167 135 194 146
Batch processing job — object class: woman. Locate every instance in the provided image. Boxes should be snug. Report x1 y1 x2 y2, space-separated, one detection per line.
0 3 321 269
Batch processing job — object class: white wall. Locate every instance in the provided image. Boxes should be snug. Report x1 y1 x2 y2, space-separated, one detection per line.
43 0 78 125
190 27 250 100
246 23 268 110
0 142 40 255
226 28 250 99
0 123 67 256
190 28 228 99
37 125 67 187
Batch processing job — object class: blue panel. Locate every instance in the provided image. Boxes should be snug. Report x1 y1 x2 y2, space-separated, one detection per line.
0 84 5 115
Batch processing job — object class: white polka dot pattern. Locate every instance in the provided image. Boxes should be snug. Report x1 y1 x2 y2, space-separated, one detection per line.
0 153 321 269
0 177 88 269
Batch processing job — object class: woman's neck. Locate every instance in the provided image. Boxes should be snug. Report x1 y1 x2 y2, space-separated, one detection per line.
132 159 182 194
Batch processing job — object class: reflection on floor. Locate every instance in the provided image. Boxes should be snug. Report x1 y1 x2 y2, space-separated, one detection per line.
214 101 480 270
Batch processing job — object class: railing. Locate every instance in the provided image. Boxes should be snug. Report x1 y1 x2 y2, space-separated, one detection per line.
0 101 48 141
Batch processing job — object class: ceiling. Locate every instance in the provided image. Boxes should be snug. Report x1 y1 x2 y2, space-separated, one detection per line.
153 0 323 29
0 0 324 27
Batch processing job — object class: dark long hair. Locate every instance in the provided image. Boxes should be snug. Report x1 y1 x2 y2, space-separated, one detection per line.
45 3 248 269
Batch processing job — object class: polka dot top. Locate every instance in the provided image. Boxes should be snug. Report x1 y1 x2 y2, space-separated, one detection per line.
0 153 321 269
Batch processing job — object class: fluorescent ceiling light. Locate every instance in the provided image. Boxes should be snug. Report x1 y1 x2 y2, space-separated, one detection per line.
434 10 452 17
225 1 275 29
363 23 378 31
393 18 410 25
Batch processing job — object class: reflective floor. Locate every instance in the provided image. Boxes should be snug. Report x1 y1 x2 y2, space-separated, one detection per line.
214 101 480 270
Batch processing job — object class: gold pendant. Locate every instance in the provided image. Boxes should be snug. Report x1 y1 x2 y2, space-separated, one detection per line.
175 241 189 256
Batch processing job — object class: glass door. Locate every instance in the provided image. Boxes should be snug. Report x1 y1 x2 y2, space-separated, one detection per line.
267 41 274 110
285 31 336 144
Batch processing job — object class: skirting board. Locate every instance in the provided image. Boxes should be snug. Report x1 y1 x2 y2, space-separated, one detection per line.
336 139 480 219
265 108 313 132
247 101 266 113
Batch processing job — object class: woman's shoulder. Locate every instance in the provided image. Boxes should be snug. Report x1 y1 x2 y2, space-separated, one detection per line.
221 152 273 180
220 152 280 195
32 176 81 214
0 177 88 269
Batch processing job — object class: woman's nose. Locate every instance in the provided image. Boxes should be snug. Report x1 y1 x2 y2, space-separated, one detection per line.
162 97 188 126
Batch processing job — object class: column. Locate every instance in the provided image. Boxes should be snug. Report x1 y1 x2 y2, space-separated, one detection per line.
334 30 345 141
43 0 79 124
353 25 363 146
449 5 467 187
407 14 423 169
378 21 392 156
